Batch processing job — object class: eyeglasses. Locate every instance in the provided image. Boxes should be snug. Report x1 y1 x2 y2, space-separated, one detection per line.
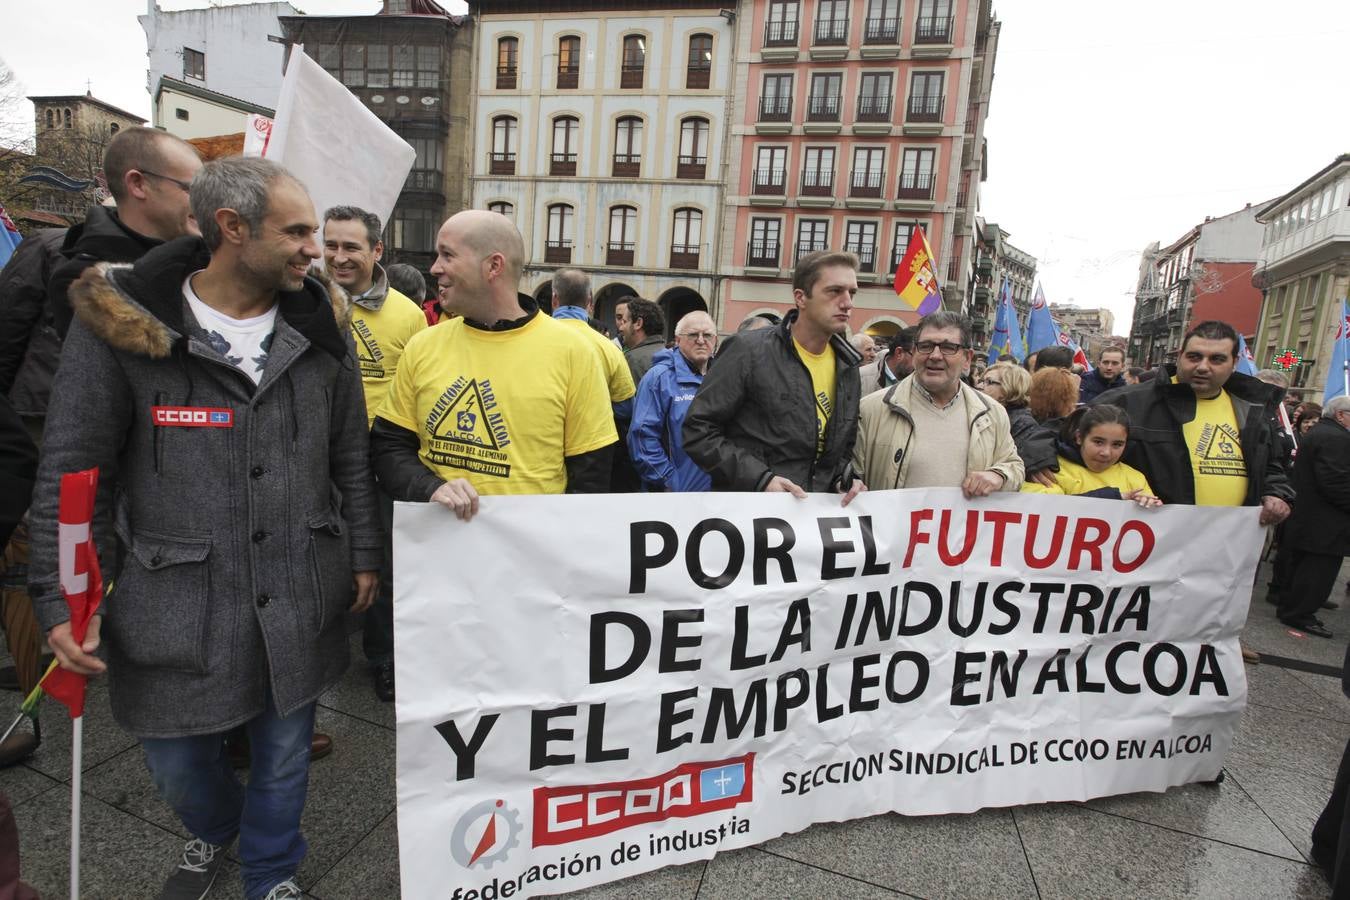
678 331 717 343
139 169 193 192
914 340 968 357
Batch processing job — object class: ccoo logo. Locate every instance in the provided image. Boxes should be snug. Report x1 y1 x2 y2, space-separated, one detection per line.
450 799 523 870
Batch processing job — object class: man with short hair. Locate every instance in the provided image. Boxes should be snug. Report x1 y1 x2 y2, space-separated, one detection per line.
849 333 877 365
684 250 865 501
859 326 916 396
629 310 717 492
1079 346 1126 403
1033 345 1074 371
322 205 426 702
30 157 381 900
386 263 427 304
853 311 1023 495
614 296 666 384
371 210 617 519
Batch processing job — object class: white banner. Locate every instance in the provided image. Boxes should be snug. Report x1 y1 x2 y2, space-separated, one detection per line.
394 490 1263 899
265 47 415 234
242 113 273 158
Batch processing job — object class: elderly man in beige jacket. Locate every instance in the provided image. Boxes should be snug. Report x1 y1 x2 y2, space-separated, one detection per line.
853 311 1023 496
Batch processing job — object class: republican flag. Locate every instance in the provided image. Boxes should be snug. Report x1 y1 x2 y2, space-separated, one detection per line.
38 469 104 718
1235 334 1259 377
986 278 1025 364
892 225 943 315
1323 299 1350 406
0 203 22 269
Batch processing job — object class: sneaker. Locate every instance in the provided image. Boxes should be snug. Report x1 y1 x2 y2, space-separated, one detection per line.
262 879 303 900
158 837 227 900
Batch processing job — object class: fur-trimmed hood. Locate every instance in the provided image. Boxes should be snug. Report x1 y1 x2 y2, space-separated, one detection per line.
67 235 352 361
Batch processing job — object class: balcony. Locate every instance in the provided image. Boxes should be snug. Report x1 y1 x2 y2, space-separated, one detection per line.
764 19 799 46
670 244 700 270
751 167 787 204
612 153 640 178
756 95 793 134
488 151 515 175
914 14 954 56
896 172 935 202
606 242 634 267
404 169 443 194
805 94 842 133
845 242 877 274
677 154 707 179
891 248 909 274
620 64 644 89
856 95 892 122
800 169 835 197
686 65 711 89
811 17 849 59
550 152 577 176
544 240 572 264
746 240 780 270
556 64 579 89
863 16 899 44
795 240 827 263
849 169 885 199
906 94 944 123
496 65 517 90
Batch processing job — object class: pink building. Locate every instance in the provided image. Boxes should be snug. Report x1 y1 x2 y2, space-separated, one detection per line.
718 0 999 338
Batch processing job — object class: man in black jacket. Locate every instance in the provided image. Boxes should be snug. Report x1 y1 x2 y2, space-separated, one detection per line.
1078 345 1126 404
1274 396 1350 637
683 250 865 501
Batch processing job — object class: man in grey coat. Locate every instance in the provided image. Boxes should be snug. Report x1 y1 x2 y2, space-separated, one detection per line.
28 157 380 900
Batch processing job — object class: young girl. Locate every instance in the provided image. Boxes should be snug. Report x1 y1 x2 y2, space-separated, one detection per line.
1022 405 1162 507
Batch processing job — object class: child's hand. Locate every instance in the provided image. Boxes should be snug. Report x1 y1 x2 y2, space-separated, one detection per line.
1123 488 1162 508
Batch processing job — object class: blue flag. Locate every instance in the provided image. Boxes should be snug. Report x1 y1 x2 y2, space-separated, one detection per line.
1235 334 1258 377
0 204 21 270
986 278 1024 364
1323 299 1350 405
1025 283 1060 354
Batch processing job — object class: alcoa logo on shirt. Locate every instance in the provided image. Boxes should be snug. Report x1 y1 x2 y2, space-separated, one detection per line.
151 406 234 428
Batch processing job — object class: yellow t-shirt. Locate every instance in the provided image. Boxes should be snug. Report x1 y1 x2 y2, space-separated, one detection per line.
376 313 617 494
1180 387 1248 506
1022 456 1155 497
557 318 636 404
793 338 836 458
351 287 428 427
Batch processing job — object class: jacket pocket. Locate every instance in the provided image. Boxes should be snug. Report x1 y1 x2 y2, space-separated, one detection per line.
307 510 353 634
107 532 212 674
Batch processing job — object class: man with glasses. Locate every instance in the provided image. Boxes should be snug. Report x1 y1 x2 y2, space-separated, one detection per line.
853 310 1023 495
629 311 717 492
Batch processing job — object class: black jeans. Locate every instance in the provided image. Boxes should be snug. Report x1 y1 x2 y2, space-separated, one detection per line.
1278 549 1343 624
362 489 395 667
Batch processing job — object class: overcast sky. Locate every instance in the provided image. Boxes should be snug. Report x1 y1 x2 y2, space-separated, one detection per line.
3 0 1347 332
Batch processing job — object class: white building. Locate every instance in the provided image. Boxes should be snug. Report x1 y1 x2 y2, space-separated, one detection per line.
140 1 298 135
471 2 737 333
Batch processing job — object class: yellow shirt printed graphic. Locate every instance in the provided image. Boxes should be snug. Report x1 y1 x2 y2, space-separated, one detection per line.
376 313 617 495
1180 388 1248 506
350 287 427 427
793 338 836 458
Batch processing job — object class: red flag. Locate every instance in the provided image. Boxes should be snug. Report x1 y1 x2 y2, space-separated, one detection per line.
39 469 103 718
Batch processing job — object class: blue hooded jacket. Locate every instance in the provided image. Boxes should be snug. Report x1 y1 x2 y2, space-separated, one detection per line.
627 348 710 492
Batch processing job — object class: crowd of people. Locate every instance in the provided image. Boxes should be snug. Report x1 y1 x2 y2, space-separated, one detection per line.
0 127 1346 899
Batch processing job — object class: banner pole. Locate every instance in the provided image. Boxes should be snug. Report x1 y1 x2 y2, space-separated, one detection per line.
70 714 82 900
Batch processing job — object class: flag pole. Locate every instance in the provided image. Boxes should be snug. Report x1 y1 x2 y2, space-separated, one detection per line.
70 713 83 900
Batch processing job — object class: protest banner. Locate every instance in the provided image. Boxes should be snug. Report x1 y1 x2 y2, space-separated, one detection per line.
394 489 1262 899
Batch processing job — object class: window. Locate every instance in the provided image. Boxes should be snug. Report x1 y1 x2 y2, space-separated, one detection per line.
844 221 879 273
106 122 117 135
754 146 787 194
406 136 445 191
608 206 637 266
687 34 712 89
318 44 340 77
393 45 415 87
551 116 579 175
801 146 835 194
850 147 885 197
908 72 945 122
546 204 574 263
864 0 900 42
916 0 953 43
796 219 828 260
858 73 892 120
760 74 792 121
558 36 580 89
63 108 71 128
891 220 929 270
417 46 439 89
343 44 366 87
44 108 54 129
175 108 189 121
367 46 390 88
748 218 782 267
487 201 514 219
808 73 842 121
765 1 800 45
621 35 645 89
490 116 517 174
814 0 849 44
899 148 936 199
613 116 642 176
184 47 205 80
386 0 411 12
497 37 518 88
392 208 438 252
678 118 709 178
671 208 702 269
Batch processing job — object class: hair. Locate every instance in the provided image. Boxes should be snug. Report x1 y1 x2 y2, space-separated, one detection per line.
1059 404 1132 446
792 250 858 295
1035 346 1074 370
676 309 714 335
1293 402 1323 432
103 127 197 204
738 312 778 332
997 353 1017 363
620 296 664 337
386 263 426 301
1255 368 1290 389
1098 345 1125 363
324 205 382 249
1127 366 1145 381
1024 351 1038 371
191 157 298 251
915 311 972 347
551 267 591 309
890 325 917 353
1136 369 1157 383
848 333 874 353
986 361 1031 406
1181 320 1240 357
1028 367 1078 422
1325 396 1350 417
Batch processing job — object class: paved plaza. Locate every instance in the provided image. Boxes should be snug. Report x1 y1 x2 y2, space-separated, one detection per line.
3 559 1347 899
